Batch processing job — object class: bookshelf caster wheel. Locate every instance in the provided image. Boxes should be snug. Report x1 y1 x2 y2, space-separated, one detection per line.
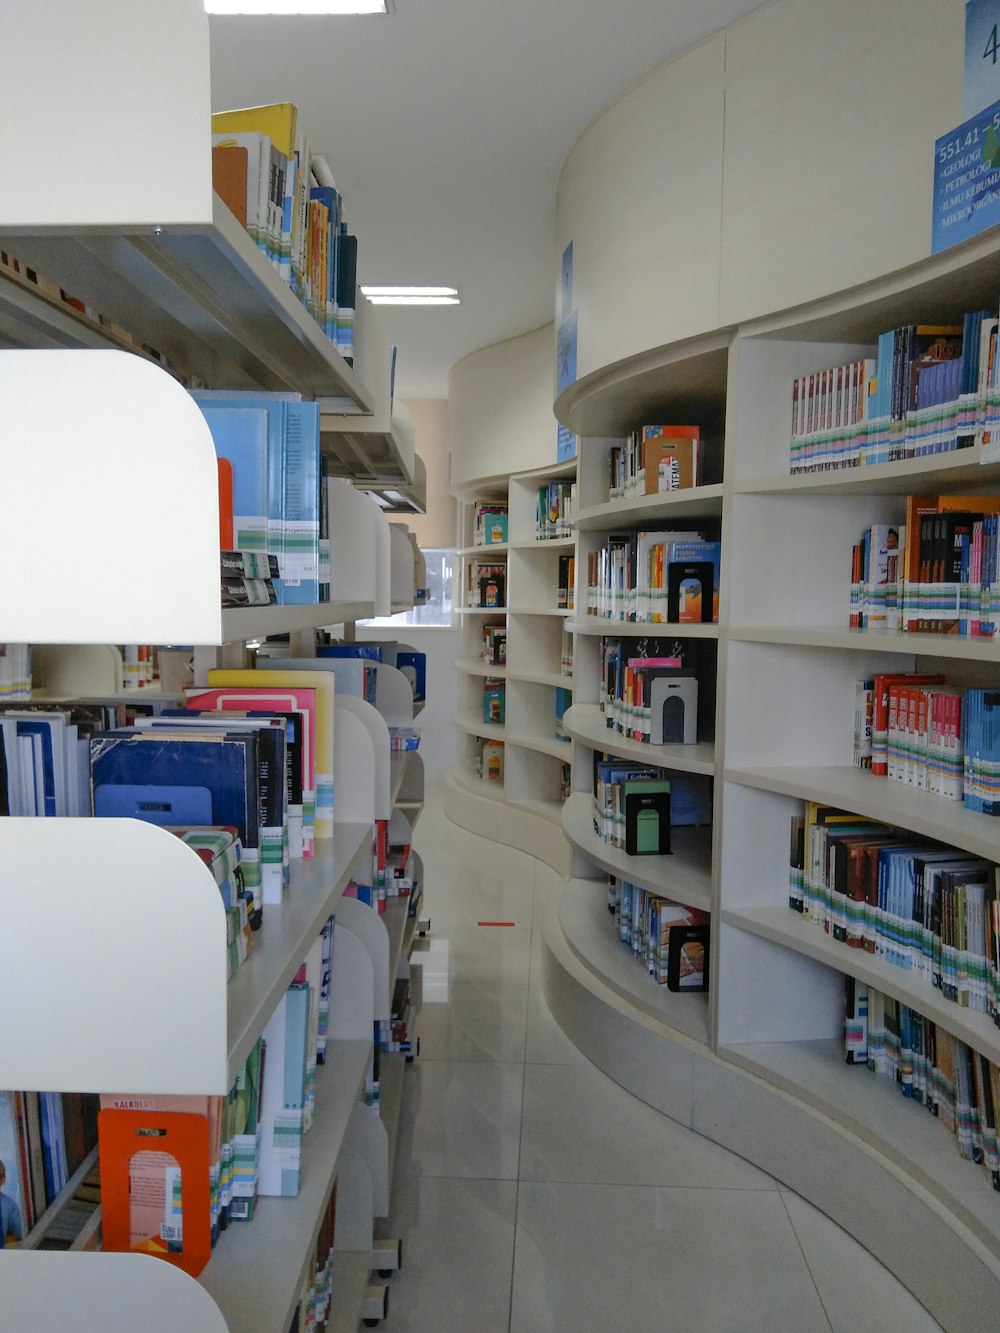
405 1038 420 1063
362 1283 389 1326
373 1238 402 1279
418 917 430 937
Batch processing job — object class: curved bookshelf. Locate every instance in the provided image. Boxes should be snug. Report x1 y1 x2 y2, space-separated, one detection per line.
559 877 710 1043
561 792 712 911
564 703 716 776
534 207 1000 1327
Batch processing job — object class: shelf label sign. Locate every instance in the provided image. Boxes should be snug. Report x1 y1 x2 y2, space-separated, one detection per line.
965 0 1000 118
931 95 1000 252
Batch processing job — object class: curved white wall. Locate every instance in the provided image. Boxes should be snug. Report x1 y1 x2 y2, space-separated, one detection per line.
448 323 556 489
557 0 966 383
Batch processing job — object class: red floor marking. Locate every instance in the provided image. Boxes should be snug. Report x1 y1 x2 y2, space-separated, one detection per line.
477 921 516 927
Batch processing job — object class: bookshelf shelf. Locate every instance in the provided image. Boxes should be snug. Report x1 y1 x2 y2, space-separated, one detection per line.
721 905 1000 1061
455 708 507 741
725 764 1000 863
507 734 572 761
718 1037 1000 1257
226 823 372 1082
199 1038 371 1330
561 792 713 911
564 703 716 775
507 668 572 688
508 535 576 551
735 450 1000 496
575 483 725 530
222 601 377 642
455 657 508 679
568 619 720 640
727 624 1000 660
0 197 374 410
560 877 710 1043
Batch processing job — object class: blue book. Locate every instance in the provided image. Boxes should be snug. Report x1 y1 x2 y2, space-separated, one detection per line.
191 392 295 598
257 984 310 1197
90 730 263 925
278 401 321 604
395 651 426 702
195 404 269 555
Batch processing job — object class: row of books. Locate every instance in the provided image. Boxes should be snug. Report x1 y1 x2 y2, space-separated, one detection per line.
849 494 1000 638
789 315 990 471
472 501 508 546
0 670 335 929
98 915 334 1270
466 560 506 609
607 875 709 989
0 249 170 370
593 761 672 855
195 392 327 607
211 102 358 361
791 804 1000 1019
536 479 575 539
845 980 1000 1192
0 644 30 698
557 553 575 610
853 673 1000 812
599 637 700 746
481 620 507 666
608 425 702 500
289 1182 337 1332
0 1091 99 1248
584 530 721 623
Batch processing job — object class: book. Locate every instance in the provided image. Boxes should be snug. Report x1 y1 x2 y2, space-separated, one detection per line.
238 664 335 839
196 405 269 557
211 144 248 228
90 728 264 928
186 686 311 860
257 983 310 1197
0 1093 28 1246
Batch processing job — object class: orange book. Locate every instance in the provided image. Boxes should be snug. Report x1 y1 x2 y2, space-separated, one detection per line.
211 145 249 228
217 457 234 550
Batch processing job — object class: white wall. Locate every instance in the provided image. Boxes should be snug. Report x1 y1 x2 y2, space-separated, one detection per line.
556 0 968 381
448 324 557 489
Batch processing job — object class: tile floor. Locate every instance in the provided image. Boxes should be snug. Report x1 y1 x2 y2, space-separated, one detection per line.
381 786 943 1332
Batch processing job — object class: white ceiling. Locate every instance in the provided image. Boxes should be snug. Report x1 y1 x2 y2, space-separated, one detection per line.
209 0 763 400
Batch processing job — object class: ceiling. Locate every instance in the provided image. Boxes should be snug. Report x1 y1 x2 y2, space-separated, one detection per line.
209 0 763 401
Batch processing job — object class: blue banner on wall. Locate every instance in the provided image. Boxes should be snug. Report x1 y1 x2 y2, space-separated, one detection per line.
931 95 1000 252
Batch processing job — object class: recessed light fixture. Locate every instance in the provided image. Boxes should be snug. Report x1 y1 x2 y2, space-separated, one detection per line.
205 1 390 14
361 285 461 306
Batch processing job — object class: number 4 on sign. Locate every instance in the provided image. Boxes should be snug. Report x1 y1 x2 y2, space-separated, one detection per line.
965 0 1000 118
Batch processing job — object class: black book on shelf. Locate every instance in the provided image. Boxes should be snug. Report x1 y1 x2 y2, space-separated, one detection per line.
665 922 709 992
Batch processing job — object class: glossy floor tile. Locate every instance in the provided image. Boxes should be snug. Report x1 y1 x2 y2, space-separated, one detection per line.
395 1058 524 1180
519 1062 777 1190
379 1177 517 1332
382 786 943 1332
511 1182 833 1332
780 1191 943 1333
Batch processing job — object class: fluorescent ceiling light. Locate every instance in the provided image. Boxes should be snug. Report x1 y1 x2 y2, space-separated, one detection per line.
206 1 388 14
361 285 460 306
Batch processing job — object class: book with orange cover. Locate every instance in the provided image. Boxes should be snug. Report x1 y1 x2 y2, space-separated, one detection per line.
211 144 248 227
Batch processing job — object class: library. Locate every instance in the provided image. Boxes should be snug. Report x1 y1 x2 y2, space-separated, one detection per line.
2 0 999 1329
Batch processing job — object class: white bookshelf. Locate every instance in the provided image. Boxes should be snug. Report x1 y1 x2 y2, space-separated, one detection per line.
0 6 426 1326
446 460 576 874
537 222 1000 1325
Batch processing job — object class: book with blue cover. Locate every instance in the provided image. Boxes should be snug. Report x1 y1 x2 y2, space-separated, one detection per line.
153 711 288 904
279 400 321 604
257 984 310 1197
90 730 262 925
196 404 270 557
